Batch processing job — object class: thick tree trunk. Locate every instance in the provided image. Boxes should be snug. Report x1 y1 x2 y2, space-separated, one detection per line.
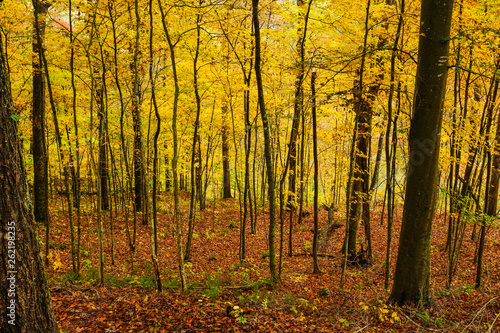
389 0 454 305
346 0 373 261
0 32 58 333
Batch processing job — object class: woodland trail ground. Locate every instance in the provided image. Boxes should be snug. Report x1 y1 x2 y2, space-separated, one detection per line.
45 193 500 332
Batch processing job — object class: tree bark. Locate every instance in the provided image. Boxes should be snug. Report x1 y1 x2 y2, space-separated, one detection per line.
0 32 58 333
222 105 232 198
389 0 454 305
252 0 278 282
476 72 500 288
311 72 320 273
158 0 188 291
96 67 109 211
32 0 50 252
132 0 144 212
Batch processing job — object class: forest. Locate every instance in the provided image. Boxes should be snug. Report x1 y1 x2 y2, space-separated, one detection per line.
1 0 500 331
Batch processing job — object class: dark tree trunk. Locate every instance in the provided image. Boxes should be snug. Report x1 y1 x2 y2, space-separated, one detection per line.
96 68 109 211
476 73 500 288
165 155 171 192
132 0 144 212
346 0 373 262
185 14 202 261
0 32 58 333
389 0 454 305
32 0 49 228
252 0 278 282
222 106 232 198
149 0 162 292
311 72 320 273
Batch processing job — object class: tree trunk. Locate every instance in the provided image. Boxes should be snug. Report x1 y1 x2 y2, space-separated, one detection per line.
476 72 500 288
252 0 279 283
389 0 454 305
346 0 372 261
132 0 144 212
159 0 188 291
0 31 58 333
96 68 109 211
32 0 50 259
149 0 162 292
222 105 232 198
311 72 320 273
185 13 202 261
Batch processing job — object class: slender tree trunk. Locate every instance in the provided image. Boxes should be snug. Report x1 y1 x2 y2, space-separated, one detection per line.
0 32 58 332
69 0 82 274
132 0 144 213
185 12 202 261
252 0 278 283
369 133 384 195
222 105 232 198
32 0 50 264
159 0 188 290
311 72 320 273
389 0 454 304
476 70 500 288
288 0 312 257
383 0 404 289
149 0 162 292
109 3 137 256
96 66 109 210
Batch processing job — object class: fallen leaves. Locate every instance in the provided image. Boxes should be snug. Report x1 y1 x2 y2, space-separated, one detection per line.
45 196 500 332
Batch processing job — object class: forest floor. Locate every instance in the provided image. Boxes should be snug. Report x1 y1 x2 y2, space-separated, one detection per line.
42 192 500 332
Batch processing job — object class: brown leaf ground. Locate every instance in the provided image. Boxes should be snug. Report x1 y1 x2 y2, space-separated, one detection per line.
43 193 500 332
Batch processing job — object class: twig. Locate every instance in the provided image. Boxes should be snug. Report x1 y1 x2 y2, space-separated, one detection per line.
486 312 500 333
461 296 498 333
354 324 369 332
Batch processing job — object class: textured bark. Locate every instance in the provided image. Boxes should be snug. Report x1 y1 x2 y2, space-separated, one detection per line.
390 0 454 305
252 0 278 282
345 0 371 261
158 0 188 290
222 106 232 198
477 76 500 288
132 0 144 212
185 15 202 262
347 97 372 257
32 0 49 226
0 32 58 333
96 68 109 211
311 72 320 273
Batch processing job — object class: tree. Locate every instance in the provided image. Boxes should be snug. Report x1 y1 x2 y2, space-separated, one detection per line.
222 105 232 198
389 0 455 305
252 0 278 283
132 0 145 213
0 32 58 333
32 0 50 257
